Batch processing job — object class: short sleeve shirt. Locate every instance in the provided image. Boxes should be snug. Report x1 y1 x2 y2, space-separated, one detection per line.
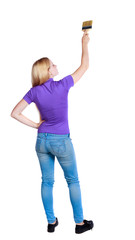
23 75 74 134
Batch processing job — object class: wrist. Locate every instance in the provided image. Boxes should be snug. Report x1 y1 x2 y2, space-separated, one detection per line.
34 122 38 129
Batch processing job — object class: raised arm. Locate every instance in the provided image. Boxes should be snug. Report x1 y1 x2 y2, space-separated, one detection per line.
71 31 90 84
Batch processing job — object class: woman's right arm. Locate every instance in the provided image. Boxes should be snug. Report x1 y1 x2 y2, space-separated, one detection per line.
81 31 90 67
71 31 90 85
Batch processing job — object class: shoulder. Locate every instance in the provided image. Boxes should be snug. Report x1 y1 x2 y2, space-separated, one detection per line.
57 75 74 91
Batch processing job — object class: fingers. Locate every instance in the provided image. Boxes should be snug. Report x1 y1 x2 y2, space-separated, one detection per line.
84 29 88 33
83 31 89 37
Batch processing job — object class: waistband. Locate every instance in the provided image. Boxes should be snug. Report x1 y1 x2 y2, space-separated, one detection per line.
37 132 70 138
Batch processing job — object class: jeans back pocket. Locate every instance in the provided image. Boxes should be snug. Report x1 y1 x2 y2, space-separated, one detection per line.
49 139 66 156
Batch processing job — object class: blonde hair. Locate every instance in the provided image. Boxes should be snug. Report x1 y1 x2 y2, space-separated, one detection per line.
31 57 50 87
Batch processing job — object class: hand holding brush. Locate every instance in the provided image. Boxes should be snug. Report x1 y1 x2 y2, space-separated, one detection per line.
82 31 90 45
81 20 92 67
82 20 92 45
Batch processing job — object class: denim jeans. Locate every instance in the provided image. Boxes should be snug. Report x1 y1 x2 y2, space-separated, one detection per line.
35 132 84 224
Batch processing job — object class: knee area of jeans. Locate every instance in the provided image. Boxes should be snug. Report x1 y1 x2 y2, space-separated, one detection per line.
65 177 80 185
42 178 55 186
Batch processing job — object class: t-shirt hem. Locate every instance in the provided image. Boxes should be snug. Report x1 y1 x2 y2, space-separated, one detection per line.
38 130 70 134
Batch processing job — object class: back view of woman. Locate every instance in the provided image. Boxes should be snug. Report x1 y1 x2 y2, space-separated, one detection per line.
11 31 94 234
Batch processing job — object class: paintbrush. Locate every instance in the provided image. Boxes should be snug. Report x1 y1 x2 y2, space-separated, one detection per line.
82 20 93 33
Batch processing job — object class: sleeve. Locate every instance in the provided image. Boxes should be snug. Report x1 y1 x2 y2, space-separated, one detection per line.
59 75 74 91
23 87 34 104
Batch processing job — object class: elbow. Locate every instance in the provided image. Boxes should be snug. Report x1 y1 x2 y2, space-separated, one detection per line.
10 111 14 117
85 65 89 71
10 113 15 118
11 112 21 118
10 111 16 118
83 64 89 70
81 64 89 70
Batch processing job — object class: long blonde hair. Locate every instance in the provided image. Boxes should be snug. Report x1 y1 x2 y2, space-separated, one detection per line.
31 57 50 87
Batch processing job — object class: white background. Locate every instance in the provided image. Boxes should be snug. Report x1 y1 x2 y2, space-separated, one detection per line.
0 0 135 239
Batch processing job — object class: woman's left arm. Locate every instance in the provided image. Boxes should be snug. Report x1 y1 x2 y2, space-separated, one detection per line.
10 99 44 129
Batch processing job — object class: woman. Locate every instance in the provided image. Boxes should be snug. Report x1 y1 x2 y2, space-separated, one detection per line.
10 31 94 234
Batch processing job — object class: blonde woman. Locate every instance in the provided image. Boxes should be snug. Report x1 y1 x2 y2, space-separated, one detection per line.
11 31 94 234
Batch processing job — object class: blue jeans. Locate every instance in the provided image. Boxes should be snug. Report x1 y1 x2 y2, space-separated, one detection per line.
35 132 84 224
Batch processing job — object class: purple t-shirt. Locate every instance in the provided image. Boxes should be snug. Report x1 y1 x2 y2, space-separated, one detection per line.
23 75 74 134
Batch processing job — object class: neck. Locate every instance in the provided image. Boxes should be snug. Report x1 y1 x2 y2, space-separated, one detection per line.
49 74 53 78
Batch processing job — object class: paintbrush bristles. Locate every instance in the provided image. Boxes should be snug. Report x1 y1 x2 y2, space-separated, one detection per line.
82 20 93 32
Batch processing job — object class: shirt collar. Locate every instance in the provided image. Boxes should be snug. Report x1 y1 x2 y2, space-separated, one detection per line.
44 78 53 83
